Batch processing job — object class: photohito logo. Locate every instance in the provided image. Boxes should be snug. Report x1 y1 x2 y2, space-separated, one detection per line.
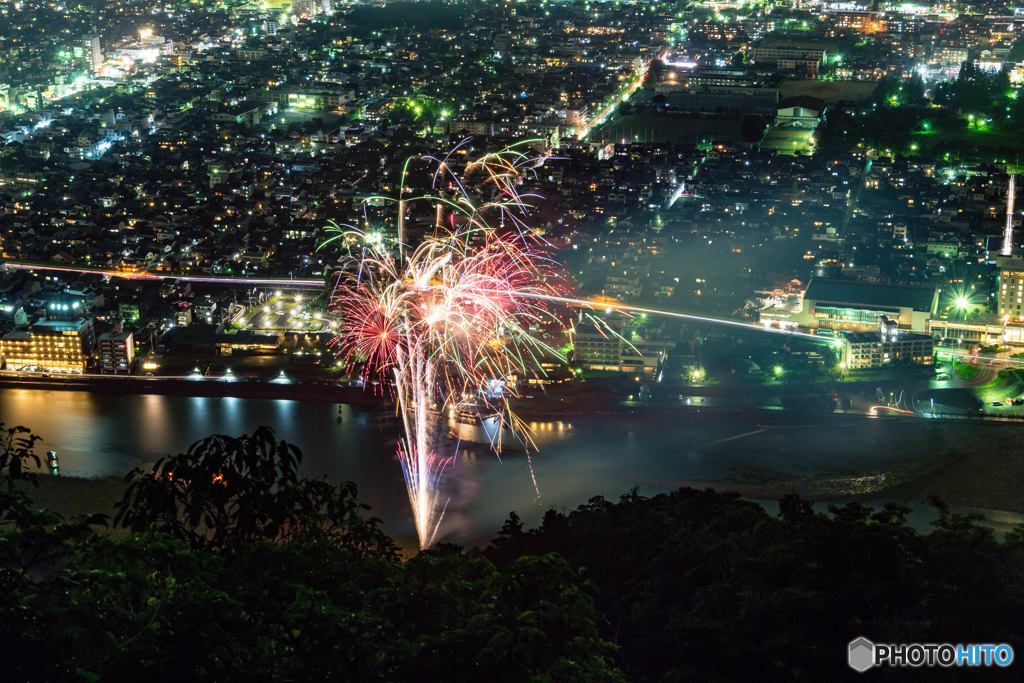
848 637 1014 672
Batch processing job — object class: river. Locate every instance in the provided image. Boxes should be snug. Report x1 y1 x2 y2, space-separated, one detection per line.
2 387 1022 544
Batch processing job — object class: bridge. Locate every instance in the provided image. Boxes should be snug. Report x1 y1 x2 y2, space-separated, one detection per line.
0 259 326 289
3 259 836 346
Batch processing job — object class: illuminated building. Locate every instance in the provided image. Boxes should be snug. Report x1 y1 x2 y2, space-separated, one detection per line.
928 318 1024 346
118 303 141 323
760 96 823 155
0 300 28 327
98 330 135 374
293 0 318 17
749 44 825 76
994 179 1023 322
573 313 674 375
112 30 173 65
996 255 1024 322
44 296 86 321
82 34 102 74
841 324 934 369
774 97 824 127
216 331 280 356
258 85 352 112
795 278 938 333
651 68 780 115
832 11 883 33
252 0 291 9
0 319 95 374
210 101 265 127
932 46 969 68
175 302 193 327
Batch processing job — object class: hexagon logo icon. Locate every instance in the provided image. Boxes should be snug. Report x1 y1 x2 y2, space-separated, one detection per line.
848 637 875 673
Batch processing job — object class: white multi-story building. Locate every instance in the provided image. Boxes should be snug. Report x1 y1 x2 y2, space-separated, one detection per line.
83 34 102 74
997 256 1024 322
573 314 674 375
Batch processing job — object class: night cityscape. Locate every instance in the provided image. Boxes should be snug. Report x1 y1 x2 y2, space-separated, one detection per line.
2 0 1024 678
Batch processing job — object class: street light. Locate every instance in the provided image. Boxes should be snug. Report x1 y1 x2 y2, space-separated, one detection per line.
773 365 784 378
954 294 972 321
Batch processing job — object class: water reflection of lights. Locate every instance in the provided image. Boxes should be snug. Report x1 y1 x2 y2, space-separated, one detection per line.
526 421 571 432
142 393 171 446
274 399 295 419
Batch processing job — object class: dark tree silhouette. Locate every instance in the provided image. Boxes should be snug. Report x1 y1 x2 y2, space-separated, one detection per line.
114 426 394 556
0 423 41 490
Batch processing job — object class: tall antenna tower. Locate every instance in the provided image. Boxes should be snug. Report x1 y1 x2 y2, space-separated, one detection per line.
1002 175 1016 256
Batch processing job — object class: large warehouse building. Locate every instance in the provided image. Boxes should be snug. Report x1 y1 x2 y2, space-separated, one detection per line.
762 278 939 333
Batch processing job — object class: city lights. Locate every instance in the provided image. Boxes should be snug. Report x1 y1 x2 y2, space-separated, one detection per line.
2 1 1022 677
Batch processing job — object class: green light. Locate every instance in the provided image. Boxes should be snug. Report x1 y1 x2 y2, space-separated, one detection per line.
955 295 970 311
773 365 784 377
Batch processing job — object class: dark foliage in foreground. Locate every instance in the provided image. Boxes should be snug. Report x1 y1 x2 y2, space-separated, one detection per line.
3 426 1024 681
0 427 621 682
114 426 393 554
488 490 1024 681
0 422 42 490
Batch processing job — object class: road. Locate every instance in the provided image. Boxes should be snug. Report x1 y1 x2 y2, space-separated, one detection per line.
840 158 872 234
576 58 651 140
1 259 325 289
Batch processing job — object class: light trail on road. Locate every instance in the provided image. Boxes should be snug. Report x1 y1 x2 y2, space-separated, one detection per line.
1 260 325 288
513 292 836 345
868 405 915 416
576 59 650 140
3 258 859 358
935 350 1024 367
6 261 838 344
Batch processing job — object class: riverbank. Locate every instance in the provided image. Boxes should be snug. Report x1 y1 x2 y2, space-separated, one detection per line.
18 475 127 522
0 374 382 405
7 383 1024 547
20 450 1024 545
18 409 1024 520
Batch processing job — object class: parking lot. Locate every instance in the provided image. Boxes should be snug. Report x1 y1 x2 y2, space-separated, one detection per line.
241 292 331 333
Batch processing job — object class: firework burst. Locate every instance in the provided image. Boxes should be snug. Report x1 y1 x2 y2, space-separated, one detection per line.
324 141 564 548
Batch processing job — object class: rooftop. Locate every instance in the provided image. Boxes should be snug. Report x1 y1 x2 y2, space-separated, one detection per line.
805 278 938 313
32 318 90 332
777 95 825 111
